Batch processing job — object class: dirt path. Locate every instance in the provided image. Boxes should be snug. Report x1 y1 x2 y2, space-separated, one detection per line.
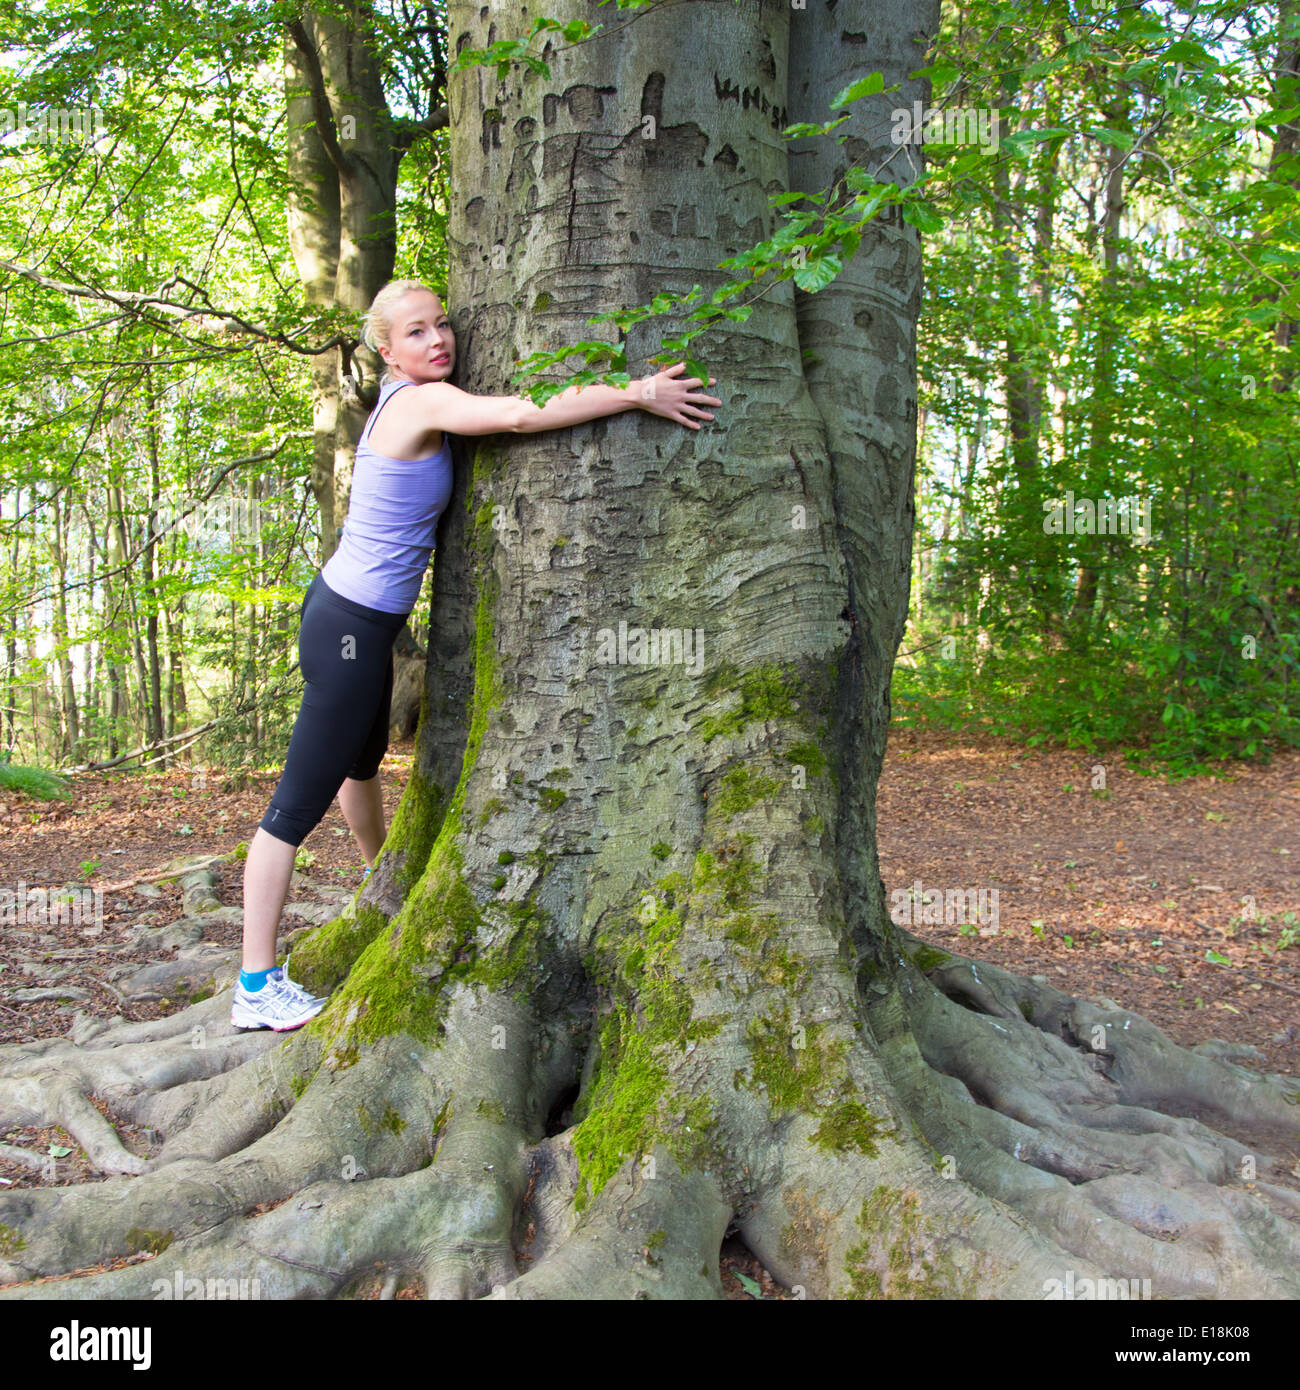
877 729 1299 1078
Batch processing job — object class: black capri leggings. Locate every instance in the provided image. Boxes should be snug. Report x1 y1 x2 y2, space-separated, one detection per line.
259 572 407 848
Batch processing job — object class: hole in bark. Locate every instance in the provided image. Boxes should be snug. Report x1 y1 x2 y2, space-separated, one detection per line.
718 1230 796 1300
543 1082 580 1137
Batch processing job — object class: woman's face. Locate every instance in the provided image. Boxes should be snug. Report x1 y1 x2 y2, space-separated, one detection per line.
380 291 455 383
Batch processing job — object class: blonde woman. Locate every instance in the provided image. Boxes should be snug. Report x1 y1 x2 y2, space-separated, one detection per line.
232 280 722 1029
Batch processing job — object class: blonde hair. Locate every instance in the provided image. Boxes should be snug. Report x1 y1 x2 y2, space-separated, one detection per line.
363 280 447 376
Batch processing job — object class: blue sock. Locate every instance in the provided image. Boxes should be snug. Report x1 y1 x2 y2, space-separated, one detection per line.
240 967 274 993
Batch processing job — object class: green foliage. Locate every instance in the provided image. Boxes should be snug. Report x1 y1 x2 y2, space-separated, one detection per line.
0 763 70 800
896 0 1300 777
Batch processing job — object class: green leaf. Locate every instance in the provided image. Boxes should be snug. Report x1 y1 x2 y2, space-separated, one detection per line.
793 253 842 292
1086 127 1134 150
734 1271 763 1297
908 62 959 87
902 202 945 234
781 117 850 140
1163 40 1210 65
1001 127 1073 157
830 72 885 108
1205 950 1230 965
48 1144 73 1158
1023 56 1067 81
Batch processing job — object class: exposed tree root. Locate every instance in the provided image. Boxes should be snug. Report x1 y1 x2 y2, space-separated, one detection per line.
0 995 284 1178
0 1028 449 1286
495 1147 730 1299
2 905 1296 1301
0 1169 464 1300
0 979 580 1299
729 1028 1116 1298
403 987 559 1299
866 930 1300 1297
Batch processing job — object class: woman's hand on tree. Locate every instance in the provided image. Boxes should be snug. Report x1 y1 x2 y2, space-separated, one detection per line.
636 362 721 430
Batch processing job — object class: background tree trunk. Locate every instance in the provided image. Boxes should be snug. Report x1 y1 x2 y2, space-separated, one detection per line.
1072 87 1131 630
285 5 421 735
47 491 80 758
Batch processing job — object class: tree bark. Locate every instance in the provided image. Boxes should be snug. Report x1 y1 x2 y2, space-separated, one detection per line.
285 4 399 561
4 492 18 754
1072 89 1131 629
141 367 165 752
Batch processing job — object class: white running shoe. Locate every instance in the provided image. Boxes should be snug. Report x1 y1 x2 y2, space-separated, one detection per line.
230 956 327 1032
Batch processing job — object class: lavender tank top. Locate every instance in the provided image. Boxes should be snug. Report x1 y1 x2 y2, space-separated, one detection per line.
321 380 454 614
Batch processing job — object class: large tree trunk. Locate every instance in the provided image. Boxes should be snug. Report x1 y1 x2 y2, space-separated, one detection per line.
1 1 1297 1302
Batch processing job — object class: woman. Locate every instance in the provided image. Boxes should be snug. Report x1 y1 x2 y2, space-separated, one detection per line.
231 279 722 1030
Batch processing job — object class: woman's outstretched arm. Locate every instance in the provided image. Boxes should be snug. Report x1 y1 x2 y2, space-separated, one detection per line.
403 362 720 436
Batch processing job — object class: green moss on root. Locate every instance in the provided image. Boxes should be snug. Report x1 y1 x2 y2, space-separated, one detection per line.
357 1102 406 1137
810 1101 887 1156
569 1006 716 1213
291 901 393 1000
909 945 951 973
570 867 729 1211
737 1005 886 1156
124 1227 174 1256
840 1186 981 1299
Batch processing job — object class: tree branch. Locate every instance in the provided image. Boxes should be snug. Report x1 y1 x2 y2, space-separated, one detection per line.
394 105 449 151
0 259 352 356
288 18 349 176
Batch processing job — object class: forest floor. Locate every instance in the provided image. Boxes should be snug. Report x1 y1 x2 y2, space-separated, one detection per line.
877 728 1299 1080
0 729 1295 1298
